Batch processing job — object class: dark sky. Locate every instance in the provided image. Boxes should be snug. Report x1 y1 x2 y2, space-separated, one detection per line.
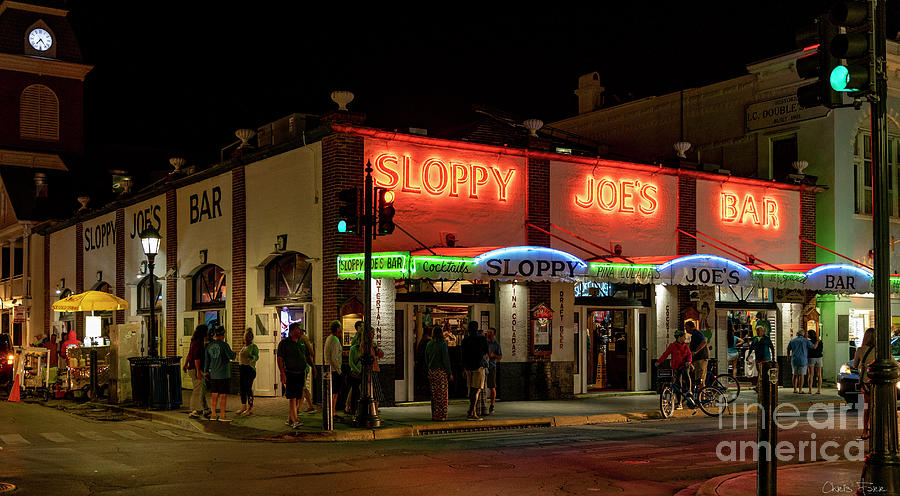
64 1 900 170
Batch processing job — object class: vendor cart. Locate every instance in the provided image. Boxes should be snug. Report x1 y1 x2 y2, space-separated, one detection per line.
66 345 111 400
19 347 51 401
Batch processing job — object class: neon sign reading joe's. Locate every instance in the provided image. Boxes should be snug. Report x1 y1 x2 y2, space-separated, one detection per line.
372 152 516 201
574 176 659 214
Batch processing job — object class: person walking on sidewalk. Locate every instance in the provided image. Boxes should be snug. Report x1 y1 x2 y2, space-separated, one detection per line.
278 322 307 429
749 324 776 383
297 327 316 414
205 326 236 422
461 321 489 420
184 325 210 419
787 329 813 394
853 327 876 440
324 321 343 418
687 321 708 388
658 329 692 409
426 324 453 421
237 328 259 416
346 323 363 416
485 327 502 415
807 329 824 394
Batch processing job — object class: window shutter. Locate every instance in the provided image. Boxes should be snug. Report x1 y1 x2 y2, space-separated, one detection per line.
19 85 59 141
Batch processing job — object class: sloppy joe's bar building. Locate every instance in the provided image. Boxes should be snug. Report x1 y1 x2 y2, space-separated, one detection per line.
33 111 822 402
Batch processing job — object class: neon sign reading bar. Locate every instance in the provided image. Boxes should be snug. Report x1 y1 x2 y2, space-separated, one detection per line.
372 152 516 201
720 192 779 228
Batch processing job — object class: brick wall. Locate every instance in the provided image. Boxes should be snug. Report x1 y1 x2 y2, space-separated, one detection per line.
43 235 49 335
115 208 125 325
231 166 246 343
677 176 696 255
801 187 816 263
75 222 84 337
321 129 364 350
526 155 550 247
165 189 177 357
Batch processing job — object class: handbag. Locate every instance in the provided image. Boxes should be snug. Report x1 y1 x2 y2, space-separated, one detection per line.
858 346 873 392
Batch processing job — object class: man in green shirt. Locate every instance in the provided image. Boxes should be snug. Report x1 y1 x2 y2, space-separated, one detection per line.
205 327 236 422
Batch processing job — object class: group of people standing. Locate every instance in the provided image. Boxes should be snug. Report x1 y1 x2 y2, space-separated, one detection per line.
787 329 824 394
319 320 386 427
183 324 259 422
419 321 502 422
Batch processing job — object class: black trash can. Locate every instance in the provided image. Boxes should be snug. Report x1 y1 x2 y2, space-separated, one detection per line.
777 356 791 388
129 356 182 410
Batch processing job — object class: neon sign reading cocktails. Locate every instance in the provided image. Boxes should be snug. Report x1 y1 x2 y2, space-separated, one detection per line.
574 176 659 214
371 152 517 201
720 192 780 228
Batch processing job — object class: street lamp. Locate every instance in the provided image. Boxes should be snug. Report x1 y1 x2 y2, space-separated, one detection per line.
139 225 161 357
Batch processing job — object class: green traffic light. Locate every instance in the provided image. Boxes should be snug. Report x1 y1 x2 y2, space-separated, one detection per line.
338 220 348 233
830 65 851 92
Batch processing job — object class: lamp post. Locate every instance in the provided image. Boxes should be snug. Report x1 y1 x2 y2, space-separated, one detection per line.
139 226 161 357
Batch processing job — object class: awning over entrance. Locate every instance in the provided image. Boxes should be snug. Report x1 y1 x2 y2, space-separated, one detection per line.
336 246 900 295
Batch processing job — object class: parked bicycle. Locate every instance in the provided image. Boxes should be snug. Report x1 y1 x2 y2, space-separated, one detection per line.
698 357 741 404
658 367 727 418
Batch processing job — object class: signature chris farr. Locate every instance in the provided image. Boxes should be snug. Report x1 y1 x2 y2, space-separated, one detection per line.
822 481 886 493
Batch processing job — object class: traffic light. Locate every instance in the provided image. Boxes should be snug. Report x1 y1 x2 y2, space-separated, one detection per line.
795 17 843 108
376 188 395 235
337 188 360 234
828 1 871 93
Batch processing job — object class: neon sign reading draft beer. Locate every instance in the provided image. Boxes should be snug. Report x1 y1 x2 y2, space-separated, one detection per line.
372 152 516 201
720 192 780 228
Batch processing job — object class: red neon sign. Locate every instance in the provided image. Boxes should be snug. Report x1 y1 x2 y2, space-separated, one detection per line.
372 152 516 201
574 176 658 215
720 192 779 228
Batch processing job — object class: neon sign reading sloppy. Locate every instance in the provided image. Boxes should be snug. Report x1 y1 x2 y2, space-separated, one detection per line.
574 176 658 214
720 192 779 228
372 152 516 202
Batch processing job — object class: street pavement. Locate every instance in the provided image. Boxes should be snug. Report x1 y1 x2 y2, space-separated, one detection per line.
0 396 871 495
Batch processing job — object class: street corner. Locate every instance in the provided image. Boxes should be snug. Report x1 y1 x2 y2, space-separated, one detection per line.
696 460 864 496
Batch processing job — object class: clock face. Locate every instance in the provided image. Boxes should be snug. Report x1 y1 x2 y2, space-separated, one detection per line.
28 28 52 52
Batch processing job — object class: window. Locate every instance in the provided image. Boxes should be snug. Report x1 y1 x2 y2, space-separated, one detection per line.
19 84 59 141
853 132 900 216
137 276 163 313
264 253 312 304
771 135 798 182
192 264 226 308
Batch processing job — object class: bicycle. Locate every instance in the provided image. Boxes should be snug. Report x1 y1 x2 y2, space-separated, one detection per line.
699 358 740 404
659 368 727 418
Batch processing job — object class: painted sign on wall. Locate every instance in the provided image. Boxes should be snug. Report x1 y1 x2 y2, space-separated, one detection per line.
371 278 395 364
498 282 527 362
474 246 588 282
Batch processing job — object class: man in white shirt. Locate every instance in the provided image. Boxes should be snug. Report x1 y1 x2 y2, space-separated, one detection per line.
325 321 344 418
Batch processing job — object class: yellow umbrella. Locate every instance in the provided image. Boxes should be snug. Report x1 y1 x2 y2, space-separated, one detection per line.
51 290 129 312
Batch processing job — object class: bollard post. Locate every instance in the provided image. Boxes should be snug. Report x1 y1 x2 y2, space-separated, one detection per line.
322 365 333 431
89 348 98 400
757 360 778 496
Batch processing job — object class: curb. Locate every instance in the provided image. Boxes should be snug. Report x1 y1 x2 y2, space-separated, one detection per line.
694 460 845 496
88 398 848 442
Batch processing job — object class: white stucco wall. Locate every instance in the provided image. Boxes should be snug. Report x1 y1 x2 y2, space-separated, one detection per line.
81 212 117 293
124 196 167 322
48 226 75 333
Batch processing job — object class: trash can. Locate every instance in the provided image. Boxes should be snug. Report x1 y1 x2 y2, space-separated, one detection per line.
777 356 791 388
129 356 182 410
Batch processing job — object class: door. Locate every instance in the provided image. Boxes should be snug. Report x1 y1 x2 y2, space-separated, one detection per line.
253 308 278 397
636 310 650 391
574 307 585 394
179 315 196 387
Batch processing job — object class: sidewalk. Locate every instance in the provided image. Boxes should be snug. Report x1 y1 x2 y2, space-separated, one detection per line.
98 386 848 442
693 460 864 495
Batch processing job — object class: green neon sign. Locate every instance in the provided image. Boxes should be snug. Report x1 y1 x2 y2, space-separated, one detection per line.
337 252 409 279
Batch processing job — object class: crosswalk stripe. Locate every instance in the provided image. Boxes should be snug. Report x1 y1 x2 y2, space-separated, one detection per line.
78 431 114 441
155 430 188 440
0 434 30 445
113 430 147 440
40 432 74 443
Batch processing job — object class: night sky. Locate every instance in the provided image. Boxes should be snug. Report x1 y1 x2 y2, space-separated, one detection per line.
64 1 900 172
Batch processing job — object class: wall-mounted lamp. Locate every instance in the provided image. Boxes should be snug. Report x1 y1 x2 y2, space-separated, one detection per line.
199 249 208 265
96 270 103 282
138 260 148 278
275 234 288 252
55 278 65 295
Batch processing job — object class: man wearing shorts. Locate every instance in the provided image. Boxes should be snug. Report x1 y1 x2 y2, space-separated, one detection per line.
205 326 236 422
461 321 489 421
787 330 814 394
277 323 308 429
485 327 502 415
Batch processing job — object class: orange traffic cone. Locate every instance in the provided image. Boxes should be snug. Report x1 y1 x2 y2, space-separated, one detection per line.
7 372 20 402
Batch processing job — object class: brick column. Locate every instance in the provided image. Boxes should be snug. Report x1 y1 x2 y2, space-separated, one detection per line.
677 176 696 255
165 190 177 357
115 208 125 324
322 132 365 348
43 235 49 335
231 166 246 343
75 223 84 337
800 186 817 263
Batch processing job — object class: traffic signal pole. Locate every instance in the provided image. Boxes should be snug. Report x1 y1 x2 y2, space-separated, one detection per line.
355 160 380 428
862 0 900 490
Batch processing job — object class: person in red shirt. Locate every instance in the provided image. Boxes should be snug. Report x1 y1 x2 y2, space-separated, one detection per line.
44 333 59 367
658 329 693 409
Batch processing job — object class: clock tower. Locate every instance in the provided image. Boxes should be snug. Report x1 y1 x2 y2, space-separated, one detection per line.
0 1 92 164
